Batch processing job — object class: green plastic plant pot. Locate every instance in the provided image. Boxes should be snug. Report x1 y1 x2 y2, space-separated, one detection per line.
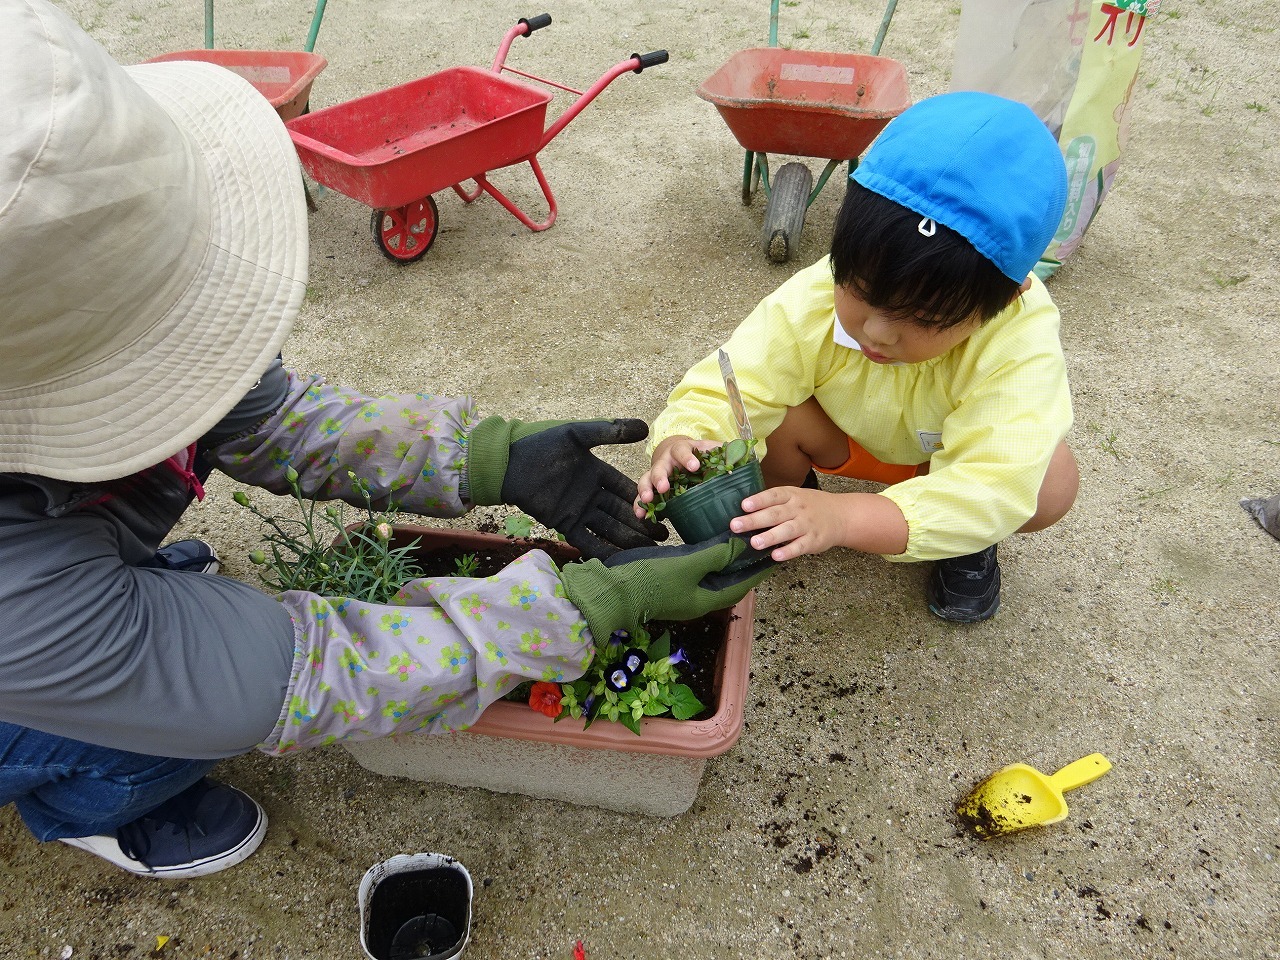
662 459 765 553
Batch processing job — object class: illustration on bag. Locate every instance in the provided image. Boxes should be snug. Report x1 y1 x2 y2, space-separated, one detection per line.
1095 1 1154 47
951 0 1158 278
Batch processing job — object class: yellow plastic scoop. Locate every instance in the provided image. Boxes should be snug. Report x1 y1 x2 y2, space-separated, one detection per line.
957 753 1111 839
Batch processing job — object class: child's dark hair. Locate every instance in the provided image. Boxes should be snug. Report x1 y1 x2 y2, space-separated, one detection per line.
830 182 1022 330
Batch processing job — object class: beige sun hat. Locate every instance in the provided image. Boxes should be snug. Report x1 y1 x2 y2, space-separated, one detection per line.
0 0 308 482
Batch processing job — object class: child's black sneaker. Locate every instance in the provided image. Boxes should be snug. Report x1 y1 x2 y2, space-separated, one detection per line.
142 538 220 575
926 544 1001 622
59 777 266 879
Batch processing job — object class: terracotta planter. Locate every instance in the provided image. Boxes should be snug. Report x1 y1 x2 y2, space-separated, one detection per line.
342 525 755 816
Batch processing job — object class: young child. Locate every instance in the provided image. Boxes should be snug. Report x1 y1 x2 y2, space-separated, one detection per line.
636 91 1080 623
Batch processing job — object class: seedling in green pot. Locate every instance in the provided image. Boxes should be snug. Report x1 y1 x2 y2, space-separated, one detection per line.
645 437 759 521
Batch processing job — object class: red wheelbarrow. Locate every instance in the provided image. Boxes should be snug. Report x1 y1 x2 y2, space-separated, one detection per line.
286 15 667 264
147 49 327 122
144 1 328 122
698 0 910 262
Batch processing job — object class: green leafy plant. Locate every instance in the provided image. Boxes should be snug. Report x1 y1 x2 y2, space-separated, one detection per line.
503 513 535 538
233 466 423 604
1212 273 1249 289
502 511 566 542
452 552 480 577
644 437 759 521
526 625 704 735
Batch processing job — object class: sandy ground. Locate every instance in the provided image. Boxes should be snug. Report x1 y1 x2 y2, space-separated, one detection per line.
3 0 1278 957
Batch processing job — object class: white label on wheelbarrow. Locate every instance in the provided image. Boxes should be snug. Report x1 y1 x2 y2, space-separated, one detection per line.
228 65 292 85
780 63 856 85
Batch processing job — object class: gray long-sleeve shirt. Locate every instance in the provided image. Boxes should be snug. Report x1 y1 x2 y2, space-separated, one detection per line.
0 362 587 759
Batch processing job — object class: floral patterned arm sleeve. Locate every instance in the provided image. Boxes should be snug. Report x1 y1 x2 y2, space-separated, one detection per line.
260 549 594 754
208 367 478 516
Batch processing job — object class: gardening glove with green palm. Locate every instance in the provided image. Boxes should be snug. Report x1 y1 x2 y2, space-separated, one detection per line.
559 531 776 640
467 416 668 560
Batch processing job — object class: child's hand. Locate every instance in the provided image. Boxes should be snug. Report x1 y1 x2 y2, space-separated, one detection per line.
732 488 909 560
729 486 846 561
634 435 724 518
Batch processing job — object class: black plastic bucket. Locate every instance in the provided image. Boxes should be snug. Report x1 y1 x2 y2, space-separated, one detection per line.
359 853 473 960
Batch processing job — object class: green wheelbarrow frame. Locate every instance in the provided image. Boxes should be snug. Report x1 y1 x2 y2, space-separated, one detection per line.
203 0 329 53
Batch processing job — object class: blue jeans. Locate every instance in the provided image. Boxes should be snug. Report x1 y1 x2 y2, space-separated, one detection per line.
0 722 217 841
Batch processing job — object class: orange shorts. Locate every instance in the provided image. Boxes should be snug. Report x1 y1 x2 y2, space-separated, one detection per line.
812 436 926 485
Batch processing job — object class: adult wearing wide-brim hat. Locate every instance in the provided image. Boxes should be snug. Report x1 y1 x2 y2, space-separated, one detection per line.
0 0 771 880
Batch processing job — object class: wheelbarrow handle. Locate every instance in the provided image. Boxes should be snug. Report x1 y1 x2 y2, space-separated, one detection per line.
631 50 669 73
493 15 551 72
536 48 668 151
520 13 552 35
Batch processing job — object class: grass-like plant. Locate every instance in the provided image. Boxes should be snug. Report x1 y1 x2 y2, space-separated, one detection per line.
233 467 423 604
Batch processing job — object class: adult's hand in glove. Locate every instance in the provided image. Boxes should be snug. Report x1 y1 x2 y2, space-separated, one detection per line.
559 532 776 640
467 416 668 560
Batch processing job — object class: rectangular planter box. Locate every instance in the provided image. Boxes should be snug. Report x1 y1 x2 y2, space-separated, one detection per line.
342 526 755 816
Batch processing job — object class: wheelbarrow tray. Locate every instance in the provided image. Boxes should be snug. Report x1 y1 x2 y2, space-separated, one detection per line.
145 50 327 122
286 66 553 212
697 48 910 160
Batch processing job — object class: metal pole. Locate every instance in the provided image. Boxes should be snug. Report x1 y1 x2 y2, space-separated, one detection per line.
204 0 214 48
304 0 328 53
871 0 898 56
746 0 784 203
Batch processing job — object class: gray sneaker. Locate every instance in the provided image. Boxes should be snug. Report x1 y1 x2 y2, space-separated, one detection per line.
59 778 266 879
143 538 220 575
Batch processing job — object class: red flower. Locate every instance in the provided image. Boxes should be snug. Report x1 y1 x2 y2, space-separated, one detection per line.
528 681 564 718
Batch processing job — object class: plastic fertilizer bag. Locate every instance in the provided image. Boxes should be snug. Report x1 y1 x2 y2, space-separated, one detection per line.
952 0 1158 279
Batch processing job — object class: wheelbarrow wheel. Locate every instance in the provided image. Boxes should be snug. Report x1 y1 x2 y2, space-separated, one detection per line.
761 162 813 264
371 196 439 264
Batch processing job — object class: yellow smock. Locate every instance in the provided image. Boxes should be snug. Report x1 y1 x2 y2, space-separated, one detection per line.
650 257 1073 561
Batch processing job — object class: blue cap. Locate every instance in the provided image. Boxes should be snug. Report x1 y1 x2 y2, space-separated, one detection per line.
852 92 1067 282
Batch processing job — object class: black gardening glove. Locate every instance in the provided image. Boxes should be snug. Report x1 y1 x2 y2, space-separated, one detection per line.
559 532 776 640
466 416 668 560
